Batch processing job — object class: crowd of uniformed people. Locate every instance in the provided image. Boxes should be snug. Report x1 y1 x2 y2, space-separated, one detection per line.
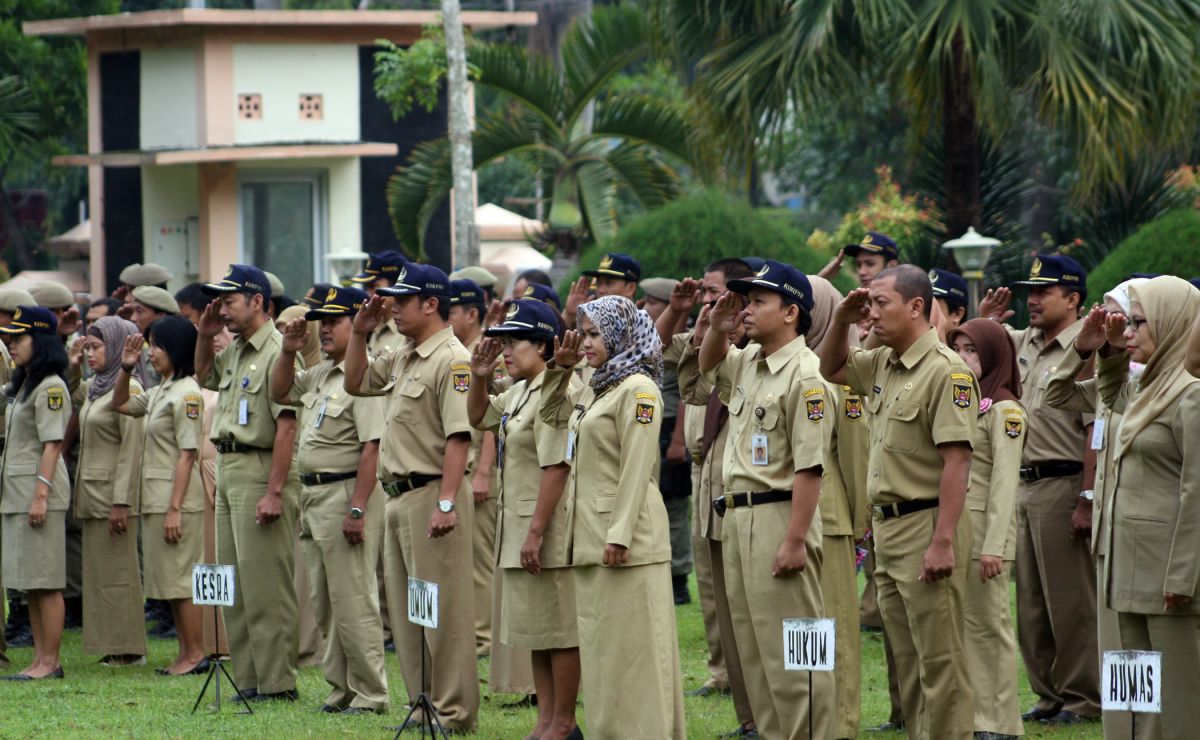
1 234 1200 740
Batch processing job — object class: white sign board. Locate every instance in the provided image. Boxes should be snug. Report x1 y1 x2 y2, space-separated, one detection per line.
407 577 439 629
783 618 836 672
1102 651 1161 713
192 564 236 607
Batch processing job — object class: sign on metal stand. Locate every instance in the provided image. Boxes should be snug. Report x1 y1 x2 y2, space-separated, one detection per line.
190 564 252 716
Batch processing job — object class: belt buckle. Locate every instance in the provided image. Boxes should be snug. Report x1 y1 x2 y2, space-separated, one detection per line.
712 496 727 518
691 452 702 465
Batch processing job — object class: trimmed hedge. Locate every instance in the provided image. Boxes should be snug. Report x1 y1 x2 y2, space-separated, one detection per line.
1086 209 1200 300
563 189 854 294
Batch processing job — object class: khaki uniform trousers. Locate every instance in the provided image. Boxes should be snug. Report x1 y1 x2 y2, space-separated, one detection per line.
383 481 479 732
1016 475 1100 715
1114 611 1200 740
875 508 974 740
821 534 861 739
861 539 904 725
1097 554 1132 739
300 479 389 711
690 463 729 691
473 493 497 655
81 519 147 657
215 450 300 694
295 517 325 667
964 556 1022 735
576 561 686 740
200 458 229 656
724 503 833 740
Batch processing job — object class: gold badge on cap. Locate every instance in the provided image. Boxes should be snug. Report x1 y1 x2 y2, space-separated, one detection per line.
598 254 614 270
325 287 338 303
756 263 770 277
505 303 519 321
928 269 938 283
1030 257 1042 277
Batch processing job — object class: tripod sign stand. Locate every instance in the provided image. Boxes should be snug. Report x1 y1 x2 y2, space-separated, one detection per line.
395 577 444 739
189 563 253 715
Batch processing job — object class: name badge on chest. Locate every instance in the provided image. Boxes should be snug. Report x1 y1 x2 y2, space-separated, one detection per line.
751 433 769 465
314 400 328 429
238 398 249 426
1091 418 1105 451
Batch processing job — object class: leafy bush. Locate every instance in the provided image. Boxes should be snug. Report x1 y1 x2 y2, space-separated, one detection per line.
563 190 855 293
1086 209 1200 299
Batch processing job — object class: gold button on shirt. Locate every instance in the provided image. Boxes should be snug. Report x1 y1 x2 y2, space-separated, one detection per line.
368 319 403 360
291 360 384 475
125 376 206 514
845 328 979 504
203 320 290 448
357 326 472 480
711 336 832 495
1007 320 1093 463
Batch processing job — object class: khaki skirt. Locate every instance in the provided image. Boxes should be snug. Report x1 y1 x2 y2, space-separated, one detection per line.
1 512 66 591
81 519 147 657
142 512 204 600
500 565 578 651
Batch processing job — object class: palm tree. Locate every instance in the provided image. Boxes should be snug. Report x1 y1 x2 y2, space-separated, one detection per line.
385 5 696 257
657 0 1200 237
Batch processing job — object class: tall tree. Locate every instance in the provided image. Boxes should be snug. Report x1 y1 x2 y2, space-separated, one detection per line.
658 0 1200 237
441 0 478 266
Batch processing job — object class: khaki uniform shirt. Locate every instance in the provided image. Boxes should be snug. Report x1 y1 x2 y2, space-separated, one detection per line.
1098 353 1200 613
676 343 725 540
290 360 383 475
541 368 670 567
357 326 472 481
0 343 12 445
967 399 1025 559
369 319 404 359
1008 321 1093 464
824 386 870 539
126 376 205 514
477 369 576 569
844 328 979 504
0 375 72 513
711 336 832 499
203 320 289 448
75 382 145 518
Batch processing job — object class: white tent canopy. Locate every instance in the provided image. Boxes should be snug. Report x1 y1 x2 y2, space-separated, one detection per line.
476 203 551 297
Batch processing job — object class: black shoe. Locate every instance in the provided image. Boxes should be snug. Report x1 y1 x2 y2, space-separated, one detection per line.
62 597 83 630
7 625 33 648
4 601 29 642
318 704 342 713
974 733 1019 740
157 658 211 676
684 683 730 698
868 721 904 732
500 694 536 708
671 574 691 605
2 666 64 681
236 687 260 701
251 689 299 702
1020 705 1062 722
341 706 381 715
565 726 583 740
1039 710 1097 726
719 724 758 738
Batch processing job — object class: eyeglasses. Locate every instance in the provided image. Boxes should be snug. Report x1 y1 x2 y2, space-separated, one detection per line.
1127 316 1149 332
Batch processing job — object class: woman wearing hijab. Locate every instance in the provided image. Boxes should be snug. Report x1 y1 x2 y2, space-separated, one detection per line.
467 299 581 740
540 295 685 739
112 316 208 676
0 306 71 680
74 315 147 666
947 318 1025 740
1089 275 1200 740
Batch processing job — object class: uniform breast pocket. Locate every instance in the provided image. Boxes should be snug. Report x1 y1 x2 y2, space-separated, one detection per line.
756 405 780 431
595 495 616 514
728 387 746 417
515 499 537 517
883 402 920 454
392 382 426 423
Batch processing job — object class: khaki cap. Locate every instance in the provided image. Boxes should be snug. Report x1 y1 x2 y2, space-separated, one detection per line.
29 281 75 310
264 271 286 298
448 266 497 288
131 285 180 315
0 288 36 313
640 277 678 302
118 262 173 287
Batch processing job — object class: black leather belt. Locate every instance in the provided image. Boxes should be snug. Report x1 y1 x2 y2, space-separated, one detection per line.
872 498 939 521
381 474 442 497
713 490 791 517
1019 460 1084 482
214 440 269 454
299 471 357 487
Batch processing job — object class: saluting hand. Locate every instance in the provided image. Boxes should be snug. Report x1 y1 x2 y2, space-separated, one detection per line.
1105 312 1127 348
68 336 86 367
602 543 630 567
919 539 954 583
58 306 81 337
817 249 846 281
116 302 135 321
198 300 225 337
772 535 807 577
1074 305 1109 354
111 285 131 302
353 295 387 335
708 292 746 335
470 337 502 379
280 317 309 353
564 277 590 317
693 304 712 348
978 287 1015 323
429 508 456 538
483 299 506 329
669 278 703 314
553 331 583 368
834 288 871 326
120 334 143 370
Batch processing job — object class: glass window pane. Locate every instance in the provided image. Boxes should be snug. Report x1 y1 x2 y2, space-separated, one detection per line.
240 180 315 298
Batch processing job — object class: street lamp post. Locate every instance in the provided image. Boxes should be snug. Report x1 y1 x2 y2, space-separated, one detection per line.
943 227 999 318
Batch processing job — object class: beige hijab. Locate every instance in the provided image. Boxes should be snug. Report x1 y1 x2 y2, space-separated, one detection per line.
276 305 322 369
1115 276 1200 458
804 275 857 353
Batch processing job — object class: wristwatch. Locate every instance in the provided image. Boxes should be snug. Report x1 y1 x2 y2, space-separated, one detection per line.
437 499 455 513
349 507 365 519
1078 490 1095 502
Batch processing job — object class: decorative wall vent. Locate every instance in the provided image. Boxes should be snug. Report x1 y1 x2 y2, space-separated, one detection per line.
238 93 263 120
299 94 323 121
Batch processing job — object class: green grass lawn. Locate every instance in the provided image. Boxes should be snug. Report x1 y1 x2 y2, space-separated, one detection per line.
0 575 1108 738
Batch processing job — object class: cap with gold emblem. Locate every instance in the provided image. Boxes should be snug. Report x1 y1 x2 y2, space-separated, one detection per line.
843 231 899 262
726 259 814 312
449 279 486 306
304 285 369 321
0 305 58 335
1011 253 1086 289
519 282 562 309
301 283 335 308
376 263 451 298
928 269 968 312
351 250 408 285
582 252 641 282
201 264 272 300
483 298 562 344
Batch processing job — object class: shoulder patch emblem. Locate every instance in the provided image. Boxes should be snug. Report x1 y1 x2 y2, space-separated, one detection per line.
635 392 657 401
952 383 972 409
807 398 825 422
635 402 655 425
950 372 974 382
1005 418 1023 439
46 387 65 411
184 394 202 420
802 387 823 398
844 396 863 420
452 369 471 394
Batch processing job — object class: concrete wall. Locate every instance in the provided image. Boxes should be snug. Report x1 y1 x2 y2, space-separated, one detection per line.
140 48 199 150
140 164 200 289
232 44 360 145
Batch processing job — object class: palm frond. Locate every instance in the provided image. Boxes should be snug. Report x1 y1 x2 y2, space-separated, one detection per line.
559 5 655 128
582 95 694 165
576 160 619 243
469 40 565 132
